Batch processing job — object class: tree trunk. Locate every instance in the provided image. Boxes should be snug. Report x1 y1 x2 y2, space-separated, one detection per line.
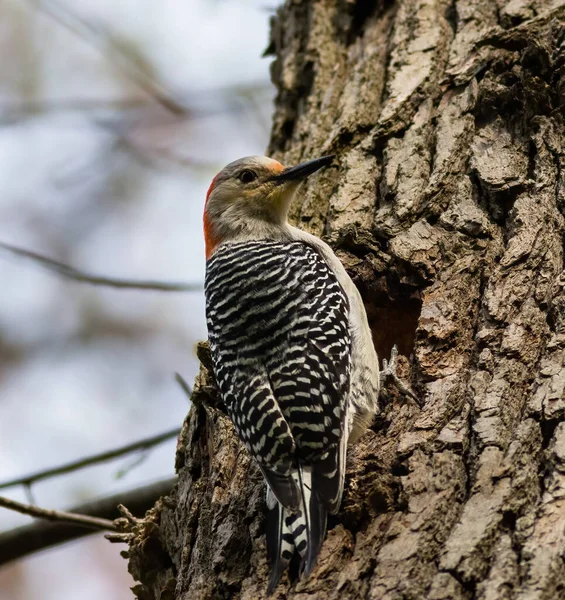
124 1 565 598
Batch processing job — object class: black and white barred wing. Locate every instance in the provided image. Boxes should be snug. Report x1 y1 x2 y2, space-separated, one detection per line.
205 240 351 511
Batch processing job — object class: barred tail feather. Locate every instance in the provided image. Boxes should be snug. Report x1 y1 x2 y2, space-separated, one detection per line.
266 497 294 594
297 465 327 577
266 467 328 593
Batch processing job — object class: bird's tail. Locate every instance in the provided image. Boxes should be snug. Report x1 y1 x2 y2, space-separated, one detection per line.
266 466 327 594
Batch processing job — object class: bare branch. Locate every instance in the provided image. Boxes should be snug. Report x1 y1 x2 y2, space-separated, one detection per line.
0 495 117 531
0 478 175 566
27 0 186 115
0 427 181 491
0 241 202 292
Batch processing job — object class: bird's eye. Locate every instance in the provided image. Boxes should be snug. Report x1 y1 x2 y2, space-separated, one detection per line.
238 170 257 184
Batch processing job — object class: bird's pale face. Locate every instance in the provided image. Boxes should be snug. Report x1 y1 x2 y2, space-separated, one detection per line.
203 155 334 258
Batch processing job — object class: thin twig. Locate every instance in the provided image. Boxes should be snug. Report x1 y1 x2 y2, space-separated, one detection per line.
0 477 176 566
380 345 421 406
0 495 117 531
0 241 202 292
0 427 181 491
174 372 193 402
23 484 36 506
114 448 150 480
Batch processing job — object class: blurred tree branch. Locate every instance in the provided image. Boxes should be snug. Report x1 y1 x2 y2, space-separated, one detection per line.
0 477 175 566
27 0 186 115
0 427 181 491
0 81 271 124
0 241 202 292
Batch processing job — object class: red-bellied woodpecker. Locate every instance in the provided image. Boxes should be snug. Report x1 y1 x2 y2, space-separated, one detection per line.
203 155 380 592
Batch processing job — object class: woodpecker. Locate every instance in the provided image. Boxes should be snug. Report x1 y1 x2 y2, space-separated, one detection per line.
203 155 380 592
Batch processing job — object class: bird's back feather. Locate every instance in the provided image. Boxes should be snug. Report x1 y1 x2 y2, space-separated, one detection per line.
205 240 351 587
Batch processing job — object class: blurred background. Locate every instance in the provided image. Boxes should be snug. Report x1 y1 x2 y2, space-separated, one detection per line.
0 1 275 598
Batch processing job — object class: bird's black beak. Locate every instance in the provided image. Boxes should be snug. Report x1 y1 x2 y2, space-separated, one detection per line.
274 155 335 183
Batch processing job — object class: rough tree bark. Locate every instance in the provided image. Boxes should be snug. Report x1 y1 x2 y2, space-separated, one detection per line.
123 1 565 598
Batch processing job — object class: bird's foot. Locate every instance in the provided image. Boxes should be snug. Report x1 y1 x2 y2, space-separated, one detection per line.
380 345 422 407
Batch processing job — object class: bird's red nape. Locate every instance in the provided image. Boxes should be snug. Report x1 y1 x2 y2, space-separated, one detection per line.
203 174 220 259
205 173 219 205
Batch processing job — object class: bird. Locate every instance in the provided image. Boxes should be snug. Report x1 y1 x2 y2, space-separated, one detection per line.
203 155 380 592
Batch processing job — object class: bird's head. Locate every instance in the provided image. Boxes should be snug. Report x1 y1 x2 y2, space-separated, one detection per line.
203 154 335 258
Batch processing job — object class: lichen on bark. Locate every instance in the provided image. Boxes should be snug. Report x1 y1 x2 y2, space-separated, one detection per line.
125 1 565 598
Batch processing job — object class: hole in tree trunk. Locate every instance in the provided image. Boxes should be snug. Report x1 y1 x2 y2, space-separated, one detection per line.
366 296 423 361
337 235 426 361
